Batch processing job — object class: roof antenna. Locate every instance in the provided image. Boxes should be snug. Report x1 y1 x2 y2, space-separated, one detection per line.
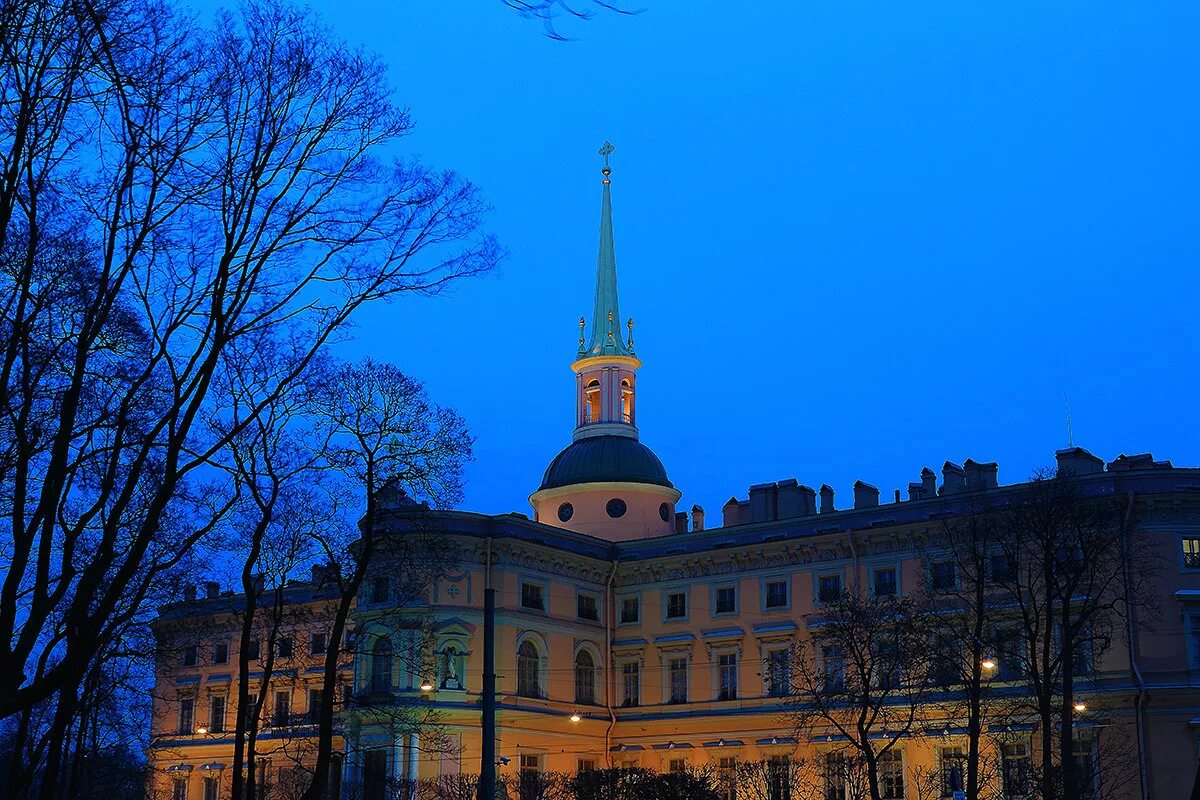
1064 393 1074 448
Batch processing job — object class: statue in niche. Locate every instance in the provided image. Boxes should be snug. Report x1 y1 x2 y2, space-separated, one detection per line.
441 646 462 689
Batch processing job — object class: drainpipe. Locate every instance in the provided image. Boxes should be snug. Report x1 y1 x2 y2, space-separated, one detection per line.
1121 492 1149 800
604 560 619 767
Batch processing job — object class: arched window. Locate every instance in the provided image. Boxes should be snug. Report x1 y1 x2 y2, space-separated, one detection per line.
517 641 540 698
620 379 634 424
574 650 596 705
584 380 601 424
370 637 393 694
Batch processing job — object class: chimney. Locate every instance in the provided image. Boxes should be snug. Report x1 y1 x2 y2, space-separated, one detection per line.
1056 447 1105 477
722 497 741 528
204 581 220 599
183 585 197 602
907 482 924 501
921 467 937 498
963 459 999 491
776 479 801 519
894 489 901 503
853 480 879 509
798 485 817 516
819 484 835 514
941 461 966 495
748 482 778 523
691 505 705 532
674 512 688 534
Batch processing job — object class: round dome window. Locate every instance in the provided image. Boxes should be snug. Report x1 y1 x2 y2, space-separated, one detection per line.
557 502 574 522
606 498 627 518
659 502 670 522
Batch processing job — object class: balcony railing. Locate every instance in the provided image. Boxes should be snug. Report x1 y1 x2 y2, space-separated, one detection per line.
581 412 632 425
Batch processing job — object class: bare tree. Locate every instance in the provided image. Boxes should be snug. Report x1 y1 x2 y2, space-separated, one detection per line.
997 473 1156 800
788 591 933 800
0 7 496 796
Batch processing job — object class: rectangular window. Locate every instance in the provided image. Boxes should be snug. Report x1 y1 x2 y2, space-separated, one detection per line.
202 777 218 800
666 592 687 619
822 646 845 692
212 640 229 665
578 760 597 773
246 638 261 661
719 757 738 800
718 653 738 700
879 750 904 800
669 759 687 774
818 574 842 604
940 747 965 798
766 649 790 697
768 755 791 800
209 695 225 733
1071 738 1096 798
1185 538 1200 569
172 779 188 800
577 594 599 622
243 693 260 732
520 753 542 799
371 576 388 603
621 662 640 707
520 582 545 612
276 635 293 659
308 688 324 723
668 657 688 704
310 633 328 656
182 646 198 667
1002 742 1031 799
931 561 957 592
715 586 737 614
873 568 897 597
620 597 640 624
989 553 1017 583
272 690 290 727
178 697 194 735
765 580 788 609
824 752 848 800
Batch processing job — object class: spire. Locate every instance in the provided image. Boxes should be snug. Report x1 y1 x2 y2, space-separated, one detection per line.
580 140 636 358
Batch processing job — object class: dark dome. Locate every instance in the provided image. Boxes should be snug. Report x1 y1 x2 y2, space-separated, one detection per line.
539 435 673 491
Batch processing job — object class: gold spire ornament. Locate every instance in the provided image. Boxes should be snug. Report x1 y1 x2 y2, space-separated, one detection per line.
578 316 585 347
627 317 634 349
599 140 614 184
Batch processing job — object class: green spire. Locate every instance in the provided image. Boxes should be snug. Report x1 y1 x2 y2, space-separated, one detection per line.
581 140 636 358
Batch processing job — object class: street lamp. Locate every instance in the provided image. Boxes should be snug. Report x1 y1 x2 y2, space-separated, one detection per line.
980 657 996 671
420 678 434 692
195 726 208 735
569 710 582 723
1073 700 1087 713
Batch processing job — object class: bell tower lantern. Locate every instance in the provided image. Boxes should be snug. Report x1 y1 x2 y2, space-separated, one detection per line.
530 142 681 540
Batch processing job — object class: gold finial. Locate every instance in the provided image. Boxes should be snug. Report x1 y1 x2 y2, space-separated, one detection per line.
599 139 614 184
578 316 585 346
627 317 634 348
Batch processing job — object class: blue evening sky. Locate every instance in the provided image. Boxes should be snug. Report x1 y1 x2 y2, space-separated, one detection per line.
276 2 1199 518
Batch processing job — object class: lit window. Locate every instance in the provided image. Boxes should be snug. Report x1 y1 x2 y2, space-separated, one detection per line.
765 580 788 609
1184 538 1200 569
666 592 687 619
521 582 545 612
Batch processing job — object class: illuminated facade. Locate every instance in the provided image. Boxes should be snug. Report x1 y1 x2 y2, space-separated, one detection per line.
149 147 1200 800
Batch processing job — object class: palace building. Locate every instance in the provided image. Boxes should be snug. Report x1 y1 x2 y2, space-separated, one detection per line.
149 147 1200 800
